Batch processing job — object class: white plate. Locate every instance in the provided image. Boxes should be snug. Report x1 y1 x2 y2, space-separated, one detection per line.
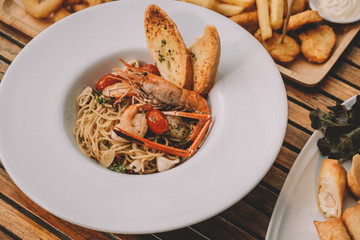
0 0 287 234
266 95 359 240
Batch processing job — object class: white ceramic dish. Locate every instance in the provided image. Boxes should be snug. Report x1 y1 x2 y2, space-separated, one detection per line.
266 95 359 240
0 0 287 234
309 0 360 24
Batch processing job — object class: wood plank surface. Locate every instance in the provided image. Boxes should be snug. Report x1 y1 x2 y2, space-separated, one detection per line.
0 3 360 239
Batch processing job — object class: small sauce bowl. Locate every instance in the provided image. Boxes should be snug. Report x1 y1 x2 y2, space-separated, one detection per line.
309 0 360 24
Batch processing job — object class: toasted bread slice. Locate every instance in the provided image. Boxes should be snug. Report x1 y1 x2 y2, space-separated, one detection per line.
189 25 220 96
144 4 193 89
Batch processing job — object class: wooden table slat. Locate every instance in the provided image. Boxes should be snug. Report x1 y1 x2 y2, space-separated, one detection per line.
0 36 22 62
0 198 61 240
332 61 360 88
220 201 270 239
0 21 31 46
0 167 118 240
193 216 257 240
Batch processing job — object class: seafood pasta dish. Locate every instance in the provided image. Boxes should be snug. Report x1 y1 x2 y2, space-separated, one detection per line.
73 60 212 174
73 4 220 174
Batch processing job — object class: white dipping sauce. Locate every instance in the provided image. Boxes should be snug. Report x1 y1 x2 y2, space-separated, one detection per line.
318 0 360 20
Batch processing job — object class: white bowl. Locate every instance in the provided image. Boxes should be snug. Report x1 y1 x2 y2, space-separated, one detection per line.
0 0 287 234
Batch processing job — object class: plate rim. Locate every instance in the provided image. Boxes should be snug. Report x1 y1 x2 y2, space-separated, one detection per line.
265 94 359 240
0 0 288 234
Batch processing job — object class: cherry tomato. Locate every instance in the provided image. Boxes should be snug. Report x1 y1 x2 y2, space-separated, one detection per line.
146 110 169 135
95 74 121 90
140 64 161 76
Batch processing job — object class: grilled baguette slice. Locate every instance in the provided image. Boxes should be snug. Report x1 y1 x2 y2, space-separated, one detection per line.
144 4 193 89
189 25 220 96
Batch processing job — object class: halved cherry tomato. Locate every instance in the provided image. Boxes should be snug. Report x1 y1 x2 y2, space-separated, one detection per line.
146 110 169 135
95 74 121 90
140 64 161 76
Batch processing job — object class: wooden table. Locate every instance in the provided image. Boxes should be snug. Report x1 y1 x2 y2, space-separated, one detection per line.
1 18 360 240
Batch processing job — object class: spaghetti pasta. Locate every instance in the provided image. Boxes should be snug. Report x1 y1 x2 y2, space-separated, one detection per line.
72 61 203 174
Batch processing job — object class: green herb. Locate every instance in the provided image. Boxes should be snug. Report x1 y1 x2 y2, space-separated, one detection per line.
85 110 93 114
109 161 126 173
309 95 360 161
158 52 165 62
190 52 197 60
97 97 112 105
161 39 167 46
92 89 102 97
100 140 111 149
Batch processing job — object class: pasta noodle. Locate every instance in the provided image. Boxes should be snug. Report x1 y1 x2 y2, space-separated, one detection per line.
72 61 195 174
73 87 185 174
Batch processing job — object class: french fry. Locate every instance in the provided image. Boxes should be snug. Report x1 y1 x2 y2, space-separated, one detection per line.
181 0 215 9
270 0 284 30
218 0 254 8
256 0 272 41
212 1 245 16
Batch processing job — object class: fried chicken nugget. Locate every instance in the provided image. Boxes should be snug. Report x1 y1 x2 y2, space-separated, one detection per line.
283 0 306 16
287 10 323 31
254 31 300 63
230 10 258 34
298 25 336 63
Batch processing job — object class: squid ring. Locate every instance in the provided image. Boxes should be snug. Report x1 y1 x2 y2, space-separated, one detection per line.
22 0 63 18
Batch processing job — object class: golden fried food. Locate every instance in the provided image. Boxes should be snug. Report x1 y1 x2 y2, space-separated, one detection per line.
180 0 215 8
317 159 347 218
342 202 360 240
298 25 336 63
84 0 101 7
287 10 323 31
314 218 351 240
53 6 71 22
283 0 306 16
230 10 258 34
256 0 272 41
72 3 88 12
270 0 284 30
255 31 300 62
212 1 245 16
347 154 360 199
22 0 63 18
220 0 254 8
63 0 81 5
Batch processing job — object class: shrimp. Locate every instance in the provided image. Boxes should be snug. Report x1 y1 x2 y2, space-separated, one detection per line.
102 81 137 101
111 59 212 157
111 59 209 113
111 104 150 142
166 115 190 140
